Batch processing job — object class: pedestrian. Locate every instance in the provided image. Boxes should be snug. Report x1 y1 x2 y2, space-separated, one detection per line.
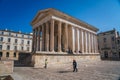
44 59 48 69
73 59 78 72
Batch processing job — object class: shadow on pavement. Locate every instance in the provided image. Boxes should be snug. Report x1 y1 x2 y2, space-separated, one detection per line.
58 70 72 73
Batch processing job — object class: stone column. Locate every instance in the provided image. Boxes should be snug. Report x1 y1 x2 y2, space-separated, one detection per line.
91 33 94 53
94 34 98 53
93 34 95 53
85 31 87 53
84 30 86 53
68 25 73 53
88 32 91 53
64 23 68 52
38 27 40 51
35 28 38 52
45 22 49 51
58 21 62 52
90 33 92 53
81 29 84 53
42 25 45 51
32 29 35 52
95 35 98 53
50 19 54 52
86 32 89 53
75 28 78 53
79 29 82 53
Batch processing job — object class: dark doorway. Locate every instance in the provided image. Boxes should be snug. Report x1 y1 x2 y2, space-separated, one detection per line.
104 51 108 58
119 52 120 59
0 52 2 57
14 53 32 67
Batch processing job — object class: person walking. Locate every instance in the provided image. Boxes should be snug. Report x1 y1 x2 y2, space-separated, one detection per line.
73 59 78 72
44 59 48 69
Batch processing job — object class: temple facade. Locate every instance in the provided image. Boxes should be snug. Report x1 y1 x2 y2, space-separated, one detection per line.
31 8 99 68
31 8 99 54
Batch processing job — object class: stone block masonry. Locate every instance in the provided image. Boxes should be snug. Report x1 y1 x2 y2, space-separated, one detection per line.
32 53 100 68
0 60 14 75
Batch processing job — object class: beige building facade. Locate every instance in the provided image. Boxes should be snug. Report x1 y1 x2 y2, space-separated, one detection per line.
31 8 99 68
98 29 120 60
0 29 32 60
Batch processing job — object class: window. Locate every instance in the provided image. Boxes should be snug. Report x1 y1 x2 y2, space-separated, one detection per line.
27 47 29 51
111 36 114 41
0 32 4 35
7 45 10 50
0 52 2 57
118 40 120 44
15 39 17 43
14 46 17 50
103 38 106 42
8 32 11 36
0 45 2 50
27 41 30 45
22 34 24 38
21 46 24 50
14 53 16 57
8 38 11 42
21 40 24 44
16 34 17 37
0 37 3 41
6 52 9 57
28 35 30 38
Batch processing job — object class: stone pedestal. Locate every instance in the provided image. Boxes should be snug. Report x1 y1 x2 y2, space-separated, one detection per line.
31 52 100 68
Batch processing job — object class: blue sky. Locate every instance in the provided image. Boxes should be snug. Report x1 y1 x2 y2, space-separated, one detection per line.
0 0 120 33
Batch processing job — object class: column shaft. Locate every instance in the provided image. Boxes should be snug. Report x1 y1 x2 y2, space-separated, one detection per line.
35 29 37 52
81 29 84 53
91 34 94 53
88 32 91 53
84 31 86 53
79 29 82 53
68 26 73 53
50 19 54 51
32 29 35 52
38 27 40 51
75 28 78 53
45 22 49 51
42 25 45 51
64 23 68 52
58 21 61 52
95 35 98 53
86 32 89 53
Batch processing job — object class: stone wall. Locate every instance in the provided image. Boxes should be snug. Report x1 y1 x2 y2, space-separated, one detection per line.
0 60 14 75
32 54 100 68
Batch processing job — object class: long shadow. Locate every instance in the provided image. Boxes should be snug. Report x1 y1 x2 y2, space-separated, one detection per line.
58 70 72 73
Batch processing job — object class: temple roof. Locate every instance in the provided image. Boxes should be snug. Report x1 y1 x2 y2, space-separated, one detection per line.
31 8 99 32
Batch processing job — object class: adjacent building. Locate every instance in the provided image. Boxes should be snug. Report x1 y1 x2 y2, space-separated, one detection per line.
98 29 120 60
0 29 32 60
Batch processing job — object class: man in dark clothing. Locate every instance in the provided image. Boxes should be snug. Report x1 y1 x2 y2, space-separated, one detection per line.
73 60 78 72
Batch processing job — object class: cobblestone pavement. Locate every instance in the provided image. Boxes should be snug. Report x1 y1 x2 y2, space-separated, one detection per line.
11 60 120 80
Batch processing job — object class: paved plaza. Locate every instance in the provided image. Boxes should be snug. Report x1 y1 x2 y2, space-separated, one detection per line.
11 60 120 80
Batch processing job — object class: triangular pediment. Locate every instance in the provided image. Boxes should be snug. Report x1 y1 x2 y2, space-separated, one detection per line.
31 8 99 32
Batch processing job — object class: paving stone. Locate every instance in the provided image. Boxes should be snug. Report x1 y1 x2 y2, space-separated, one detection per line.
11 60 120 80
